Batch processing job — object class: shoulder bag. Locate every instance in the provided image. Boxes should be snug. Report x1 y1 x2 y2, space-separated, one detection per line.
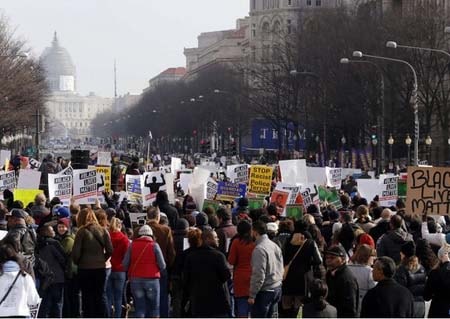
283 242 304 281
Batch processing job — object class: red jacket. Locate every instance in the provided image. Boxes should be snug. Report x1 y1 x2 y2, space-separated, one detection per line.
110 230 130 272
228 238 256 297
128 237 160 279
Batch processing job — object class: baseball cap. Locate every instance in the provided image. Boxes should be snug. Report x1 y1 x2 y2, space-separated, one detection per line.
11 209 27 219
324 245 346 258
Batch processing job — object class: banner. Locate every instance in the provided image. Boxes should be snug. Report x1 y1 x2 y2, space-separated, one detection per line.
48 170 73 206
278 159 308 185
73 169 97 204
13 189 43 207
141 172 167 206
206 178 218 200
326 167 342 188
216 181 247 202
126 175 143 205
318 186 342 208
269 189 290 216
406 166 450 215
97 152 112 166
286 204 303 220
275 182 302 205
227 164 249 184
249 165 273 194
17 169 41 189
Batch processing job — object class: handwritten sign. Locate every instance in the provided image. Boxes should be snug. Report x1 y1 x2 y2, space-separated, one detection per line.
406 167 450 215
206 178 218 200
379 175 398 207
0 171 16 199
326 167 342 188
249 165 273 195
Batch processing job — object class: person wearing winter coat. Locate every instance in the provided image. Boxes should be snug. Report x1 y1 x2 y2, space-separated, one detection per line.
361 256 414 318
377 215 413 264
154 191 178 230
302 279 337 318
423 244 450 318
36 225 67 318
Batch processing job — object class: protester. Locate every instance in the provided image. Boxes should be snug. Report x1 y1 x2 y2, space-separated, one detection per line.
154 190 178 229
228 220 256 318
248 220 284 318
377 214 413 264
72 207 113 318
324 245 359 318
302 279 337 318
216 207 237 255
123 224 166 318
183 229 232 317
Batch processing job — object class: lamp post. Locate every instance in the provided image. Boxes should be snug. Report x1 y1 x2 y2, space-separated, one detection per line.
405 134 412 166
353 51 419 166
386 41 450 59
340 57 386 172
425 135 432 164
372 137 378 173
388 133 394 163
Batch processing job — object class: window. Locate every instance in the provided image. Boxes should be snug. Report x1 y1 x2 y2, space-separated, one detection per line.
263 0 267 9
273 20 281 34
252 0 256 9
307 0 312 5
252 24 256 37
262 22 270 40
316 0 321 5
288 0 292 5
262 44 270 61
287 19 292 34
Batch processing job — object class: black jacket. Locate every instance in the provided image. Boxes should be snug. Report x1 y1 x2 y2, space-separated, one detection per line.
183 245 231 317
36 236 67 284
361 278 414 318
369 219 390 243
3 224 36 258
377 229 412 264
326 265 359 318
157 202 178 230
424 261 450 318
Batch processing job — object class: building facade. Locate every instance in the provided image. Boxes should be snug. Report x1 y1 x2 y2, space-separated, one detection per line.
113 92 141 113
40 32 113 140
144 67 186 93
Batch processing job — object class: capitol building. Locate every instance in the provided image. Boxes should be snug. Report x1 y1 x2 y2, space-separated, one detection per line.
41 32 112 140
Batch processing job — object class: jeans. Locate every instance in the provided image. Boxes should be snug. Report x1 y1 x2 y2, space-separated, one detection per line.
78 268 107 318
160 269 169 317
63 276 81 318
131 278 160 318
251 286 282 318
235 296 252 318
103 268 112 317
38 283 64 318
106 271 126 318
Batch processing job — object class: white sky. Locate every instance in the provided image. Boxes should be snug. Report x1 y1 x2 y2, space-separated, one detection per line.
1 0 249 97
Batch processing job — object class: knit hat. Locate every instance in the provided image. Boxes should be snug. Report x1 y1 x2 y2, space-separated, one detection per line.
237 197 249 207
400 241 416 258
358 233 375 249
56 206 70 218
138 225 153 237
57 217 70 229
175 218 189 230
437 243 450 259
267 222 278 233
195 212 208 226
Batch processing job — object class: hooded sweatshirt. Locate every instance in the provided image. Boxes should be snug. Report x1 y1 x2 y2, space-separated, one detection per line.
377 228 412 264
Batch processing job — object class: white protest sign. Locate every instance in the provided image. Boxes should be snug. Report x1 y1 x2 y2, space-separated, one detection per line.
171 157 182 176
189 183 206 212
227 164 249 184
326 167 342 188
180 173 193 195
97 152 112 166
29 158 42 170
17 169 41 190
206 178 218 200
48 170 73 206
378 175 399 207
0 150 11 168
301 183 320 207
142 172 167 207
164 173 175 204
73 169 97 204
0 230 7 240
279 159 308 185
275 182 302 205
306 167 327 185
356 179 380 202
126 175 143 205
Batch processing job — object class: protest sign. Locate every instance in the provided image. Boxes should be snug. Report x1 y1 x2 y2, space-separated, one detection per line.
202 199 221 212
248 198 265 210
48 171 73 206
0 230 7 241
0 150 11 169
97 152 112 166
300 189 312 210
216 181 247 202
14 189 43 207
318 186 342 208
275 182 302 205
17 169 41 189
29 158 41 170
190 183 206 213
206 178 218 200
249 165 273 194
406 166 450 215
73 169 97 204
142 172 167 206
307 167 327 185
278 159 308 185
356 179 380 202
269 189 290 216
326 167 343 188
171 157 182 176
0 171 16 199
286 204 303 220
164 173 175 204
379 175 399 207
129 212 147 224
227 164 249 184
96 166 111 203
180 173 193 195
126 175 143 205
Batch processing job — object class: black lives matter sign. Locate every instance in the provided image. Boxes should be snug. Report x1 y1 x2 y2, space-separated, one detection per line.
406 167 450 215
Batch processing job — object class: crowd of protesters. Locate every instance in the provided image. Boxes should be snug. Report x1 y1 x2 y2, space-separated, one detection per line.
0 154 450 318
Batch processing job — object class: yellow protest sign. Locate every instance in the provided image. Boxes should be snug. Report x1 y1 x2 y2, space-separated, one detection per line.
249 165 273 195
96 166 111 193
13 189 43 207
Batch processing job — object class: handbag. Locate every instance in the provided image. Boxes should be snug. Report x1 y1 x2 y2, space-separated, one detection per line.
0 271 22 306
283 242 304 281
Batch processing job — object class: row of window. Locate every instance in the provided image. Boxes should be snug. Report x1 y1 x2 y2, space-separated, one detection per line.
252 19 293 38
56 103 109 113
252 0 322 10
64 121 90 128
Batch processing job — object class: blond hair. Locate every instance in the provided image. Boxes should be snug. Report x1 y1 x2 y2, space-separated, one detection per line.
77 207 99 228
109 217 122 232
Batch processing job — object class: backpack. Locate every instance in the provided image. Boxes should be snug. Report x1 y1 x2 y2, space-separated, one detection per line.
34 254 55 292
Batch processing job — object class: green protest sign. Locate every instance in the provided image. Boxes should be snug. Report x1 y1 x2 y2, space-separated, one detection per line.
286 204 303 220
318 186 342 209
248 198 264 210
202 199 221 212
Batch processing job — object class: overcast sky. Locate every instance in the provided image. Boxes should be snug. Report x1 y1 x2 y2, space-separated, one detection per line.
1 0 249 97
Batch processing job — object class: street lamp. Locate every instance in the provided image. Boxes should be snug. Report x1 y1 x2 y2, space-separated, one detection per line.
353 50 419 167
405 134 412 166
425 135 432 164
340 57 386 173
388 134 394 163
386 40 450 59
341 136 346 145
372 137 378 172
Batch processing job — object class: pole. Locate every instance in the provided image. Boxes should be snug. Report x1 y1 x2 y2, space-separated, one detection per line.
407 144 411 166
35 108 40 160
412 84 419 166
379 75 385 174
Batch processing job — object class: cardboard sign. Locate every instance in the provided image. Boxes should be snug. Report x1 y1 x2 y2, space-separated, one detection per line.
141 172 167 206
326 167 342 188
249 165 273 195
73 169 97 204
126 175 143 205
269 189 290 216
216 181 247 202
227 164 249 184
96 166 111 203
406 166 450 215
0 171 16 199
206 178 218 200
17 169 41 189
13 189 43 207
180 173 193 195
279 159 308 185
97 152 112 166
0 150 11 169
171 157 182 176
48 170 73 206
